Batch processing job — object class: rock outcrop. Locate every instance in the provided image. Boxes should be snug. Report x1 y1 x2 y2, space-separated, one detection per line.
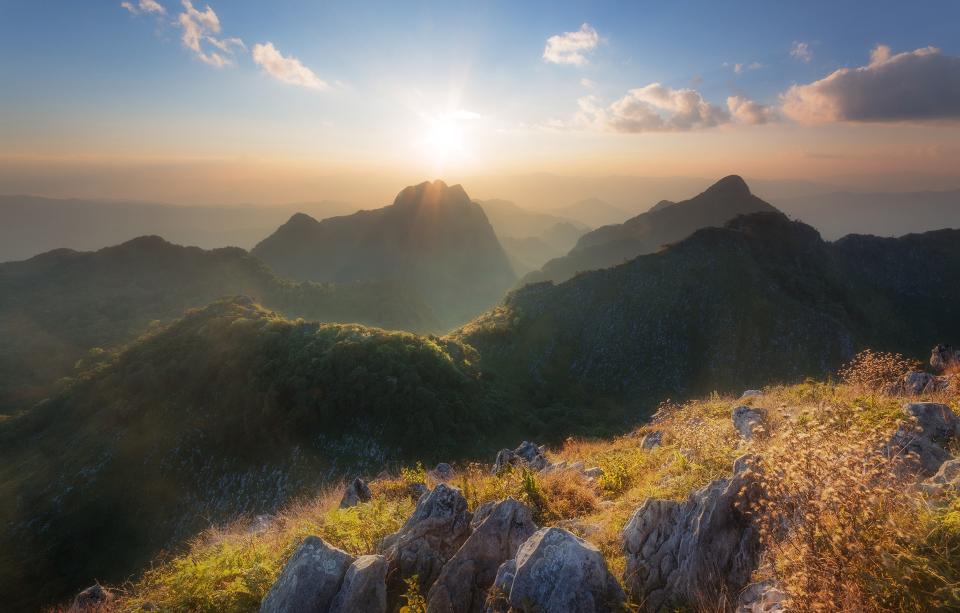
329 555 388 613
68 584 112 612
640 431 663 450
427 498 536 613
380 484 472 597
488 527 625 612
492 441 548 474
902 371 951 395
737 580 787 613
931 344 960 372
622 455 761 611
260 536 354 613
920 458 960 495
732 406 767 441
340 477 373 508
889 402 960 475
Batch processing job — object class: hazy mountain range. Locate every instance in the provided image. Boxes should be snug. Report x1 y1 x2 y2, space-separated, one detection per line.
252 181 517 328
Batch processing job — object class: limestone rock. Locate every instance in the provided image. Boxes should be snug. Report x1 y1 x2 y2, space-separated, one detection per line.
340 477 373 508
433 462 454 481
69 584 112 612
491 527 625 613
492 441 548 474
733 406 767 440
920 458 960 495
380 483 472 598
260 536 354 613
640 431 663 450
737 581 787 613
622 455 762 611
740 390 763 399
889 403 960 476
409 482 429 502
427 498 536 613
931 344 960 372
330 555 387 613
902 371 951 395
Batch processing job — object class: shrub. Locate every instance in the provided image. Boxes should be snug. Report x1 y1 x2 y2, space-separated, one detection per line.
839 349 920 394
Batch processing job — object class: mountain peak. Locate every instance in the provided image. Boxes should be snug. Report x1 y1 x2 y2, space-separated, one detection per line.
702 175 751 198
392 180 471 209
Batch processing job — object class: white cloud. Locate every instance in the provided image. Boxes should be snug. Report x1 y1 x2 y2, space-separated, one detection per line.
176 1 242 67
727 95 776 125
781 44 960 123
252 42 327 90
729 61 764 74
121 0 166 15
580 78 596 89
791 41 812 63
543 23 600 66
574 84 730 133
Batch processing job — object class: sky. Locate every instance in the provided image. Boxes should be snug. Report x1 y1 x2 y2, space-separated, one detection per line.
2 0 960 205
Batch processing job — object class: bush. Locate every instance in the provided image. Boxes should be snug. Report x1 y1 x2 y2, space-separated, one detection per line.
839 349 920 394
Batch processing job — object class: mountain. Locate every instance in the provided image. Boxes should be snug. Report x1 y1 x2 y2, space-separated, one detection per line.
0 237 438 413
5 211 960 610
0 298 497 610
551 197 630 228
498 222 588 276
0 195 361 263
252 181 517 328
773 188 960 240
457 212 960 428
477 198 586 238
524 175 780 284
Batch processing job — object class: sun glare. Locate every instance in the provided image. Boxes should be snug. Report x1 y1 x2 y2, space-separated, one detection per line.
416 110 480 172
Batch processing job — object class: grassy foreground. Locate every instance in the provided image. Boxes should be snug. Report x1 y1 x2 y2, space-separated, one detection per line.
83 356 960 612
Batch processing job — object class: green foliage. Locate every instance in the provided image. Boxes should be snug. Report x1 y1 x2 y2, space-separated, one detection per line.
399 575 427 613
319 498 413 556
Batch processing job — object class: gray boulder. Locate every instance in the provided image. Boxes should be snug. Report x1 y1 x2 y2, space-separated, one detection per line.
380 483 472 597
490 527 625 613
330 555 387 613
622 455 762 611
640 431 663 450
889 403 960 476
902 371 951 396
740 390 763 399
427 498 536 613
931 344 960 372
340 477 373 508
737 581 787 613
409 482 430 502
732 406 767 441
260 536 354 613
921 458 960 495
492 441 548 474
433 462 455 481
69 584 112 611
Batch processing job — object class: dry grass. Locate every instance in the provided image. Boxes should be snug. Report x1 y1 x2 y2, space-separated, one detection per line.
839 349 921 394
101 364 960 613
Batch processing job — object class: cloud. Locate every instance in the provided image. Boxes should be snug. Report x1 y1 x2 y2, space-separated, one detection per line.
543 23 600 66
580 78 596 89
791 41 812 63
727 95 776 125
252 42 327 90
730 61 764 74
781 45 960 123
176 1 242 67
575 84 730 133
121 0 166 15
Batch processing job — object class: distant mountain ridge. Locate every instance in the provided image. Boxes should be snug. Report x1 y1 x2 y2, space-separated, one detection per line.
0 195 361 263
458 211 960 424
0 236 437 412
524 175 779 284
252 180 517 328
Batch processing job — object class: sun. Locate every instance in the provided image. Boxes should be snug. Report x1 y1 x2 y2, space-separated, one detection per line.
423 116 466 164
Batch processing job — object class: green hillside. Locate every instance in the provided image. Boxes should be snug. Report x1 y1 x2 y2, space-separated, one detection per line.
0 236 438 413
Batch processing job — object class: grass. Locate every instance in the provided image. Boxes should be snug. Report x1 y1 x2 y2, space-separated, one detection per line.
99 351 959 612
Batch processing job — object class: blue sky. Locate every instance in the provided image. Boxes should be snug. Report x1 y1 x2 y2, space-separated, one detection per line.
2 0 960 201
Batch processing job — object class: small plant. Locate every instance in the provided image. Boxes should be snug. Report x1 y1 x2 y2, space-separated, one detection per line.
399 574 427 613
838 349 920 394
